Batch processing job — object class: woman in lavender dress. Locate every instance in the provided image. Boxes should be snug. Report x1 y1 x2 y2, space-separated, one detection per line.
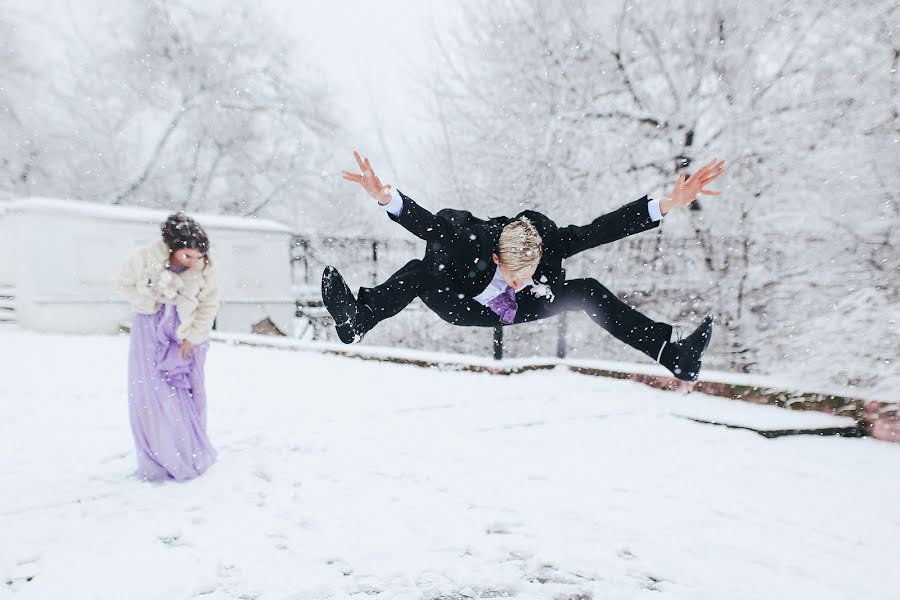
118 213 220 482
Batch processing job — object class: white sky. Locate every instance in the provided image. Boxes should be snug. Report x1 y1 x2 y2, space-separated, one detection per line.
261 0 464 188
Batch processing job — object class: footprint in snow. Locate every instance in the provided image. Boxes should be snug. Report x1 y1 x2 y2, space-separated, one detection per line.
4 555 40 590
325 557 354 576
485 521 524 535
159 534 191 547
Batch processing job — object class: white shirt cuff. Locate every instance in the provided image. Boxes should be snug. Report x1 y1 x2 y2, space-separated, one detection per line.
383 188 403 217
647 198 663 222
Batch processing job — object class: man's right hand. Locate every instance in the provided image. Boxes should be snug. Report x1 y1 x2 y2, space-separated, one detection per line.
341 150 392 205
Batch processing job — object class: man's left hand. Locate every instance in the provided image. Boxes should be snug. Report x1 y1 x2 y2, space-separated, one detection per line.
660 159 726 214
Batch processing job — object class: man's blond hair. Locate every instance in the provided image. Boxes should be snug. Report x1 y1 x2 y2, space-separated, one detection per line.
496 217 543 277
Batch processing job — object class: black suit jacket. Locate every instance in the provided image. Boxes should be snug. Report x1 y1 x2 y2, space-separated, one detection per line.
388 190 660 297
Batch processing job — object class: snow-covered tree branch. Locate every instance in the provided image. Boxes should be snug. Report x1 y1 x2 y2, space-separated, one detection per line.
425 0 899 391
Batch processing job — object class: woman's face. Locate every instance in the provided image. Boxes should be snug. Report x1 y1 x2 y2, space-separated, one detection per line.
171 248 204 268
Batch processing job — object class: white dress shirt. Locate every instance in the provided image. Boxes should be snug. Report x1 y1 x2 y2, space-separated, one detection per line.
383 189 663 306
471 268 535 305
383 189 405 218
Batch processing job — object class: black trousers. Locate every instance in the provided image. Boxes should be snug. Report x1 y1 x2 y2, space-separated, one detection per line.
356 259 672 360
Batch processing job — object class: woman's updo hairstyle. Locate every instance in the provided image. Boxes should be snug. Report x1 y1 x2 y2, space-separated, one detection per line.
161 212 210 254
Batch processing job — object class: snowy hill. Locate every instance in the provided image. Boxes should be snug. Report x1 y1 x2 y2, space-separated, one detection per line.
1 325 897 599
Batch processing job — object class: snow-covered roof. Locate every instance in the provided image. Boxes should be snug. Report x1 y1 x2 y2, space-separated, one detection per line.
3 197 292 234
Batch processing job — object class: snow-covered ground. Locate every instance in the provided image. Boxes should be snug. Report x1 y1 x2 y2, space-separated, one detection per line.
1 324 897 599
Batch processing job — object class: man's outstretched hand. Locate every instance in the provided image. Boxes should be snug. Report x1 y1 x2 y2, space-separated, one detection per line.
342 151 392 205
660 159 726 214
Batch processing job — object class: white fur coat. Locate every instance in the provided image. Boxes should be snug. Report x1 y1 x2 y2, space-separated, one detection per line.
118 241 220 344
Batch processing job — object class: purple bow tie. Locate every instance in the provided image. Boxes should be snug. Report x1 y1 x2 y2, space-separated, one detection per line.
488 286 518 324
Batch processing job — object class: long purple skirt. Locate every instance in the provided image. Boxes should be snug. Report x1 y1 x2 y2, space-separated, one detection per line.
128 304 217 482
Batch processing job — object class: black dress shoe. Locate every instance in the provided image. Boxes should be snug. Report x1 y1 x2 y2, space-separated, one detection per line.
663 315 714 381
321 266 362 344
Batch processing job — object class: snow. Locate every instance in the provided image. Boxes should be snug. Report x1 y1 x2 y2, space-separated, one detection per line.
3 197 292 234
213 330 889 406
1 323 898 599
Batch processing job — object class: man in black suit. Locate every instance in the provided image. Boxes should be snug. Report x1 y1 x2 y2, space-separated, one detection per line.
324 151 726 381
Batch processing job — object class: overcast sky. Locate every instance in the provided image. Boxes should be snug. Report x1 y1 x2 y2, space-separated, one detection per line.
261 0 464 190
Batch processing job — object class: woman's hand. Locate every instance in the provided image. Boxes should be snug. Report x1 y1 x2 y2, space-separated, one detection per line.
179 340 194 358
660 159 726 214
341 150 392 205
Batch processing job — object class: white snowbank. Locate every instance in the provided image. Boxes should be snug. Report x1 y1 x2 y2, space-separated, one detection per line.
3 197 292 233
214 330 889 405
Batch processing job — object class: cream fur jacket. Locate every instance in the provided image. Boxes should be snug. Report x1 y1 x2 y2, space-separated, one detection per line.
118 240 220 344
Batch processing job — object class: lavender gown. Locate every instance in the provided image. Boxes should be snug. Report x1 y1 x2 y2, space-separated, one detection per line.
128 290 217 481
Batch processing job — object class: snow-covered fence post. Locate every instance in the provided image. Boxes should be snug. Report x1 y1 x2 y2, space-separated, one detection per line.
371 241 379 286
493 326 504 360
556 313 568 359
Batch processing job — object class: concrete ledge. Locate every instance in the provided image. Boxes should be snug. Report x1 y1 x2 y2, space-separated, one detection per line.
197 331 900 444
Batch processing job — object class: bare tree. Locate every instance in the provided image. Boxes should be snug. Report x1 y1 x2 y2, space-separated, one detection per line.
0 0 342 227
427 0 899 389
106 1 341 223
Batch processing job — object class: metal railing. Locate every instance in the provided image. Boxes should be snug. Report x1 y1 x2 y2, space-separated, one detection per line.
289 232 788 365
